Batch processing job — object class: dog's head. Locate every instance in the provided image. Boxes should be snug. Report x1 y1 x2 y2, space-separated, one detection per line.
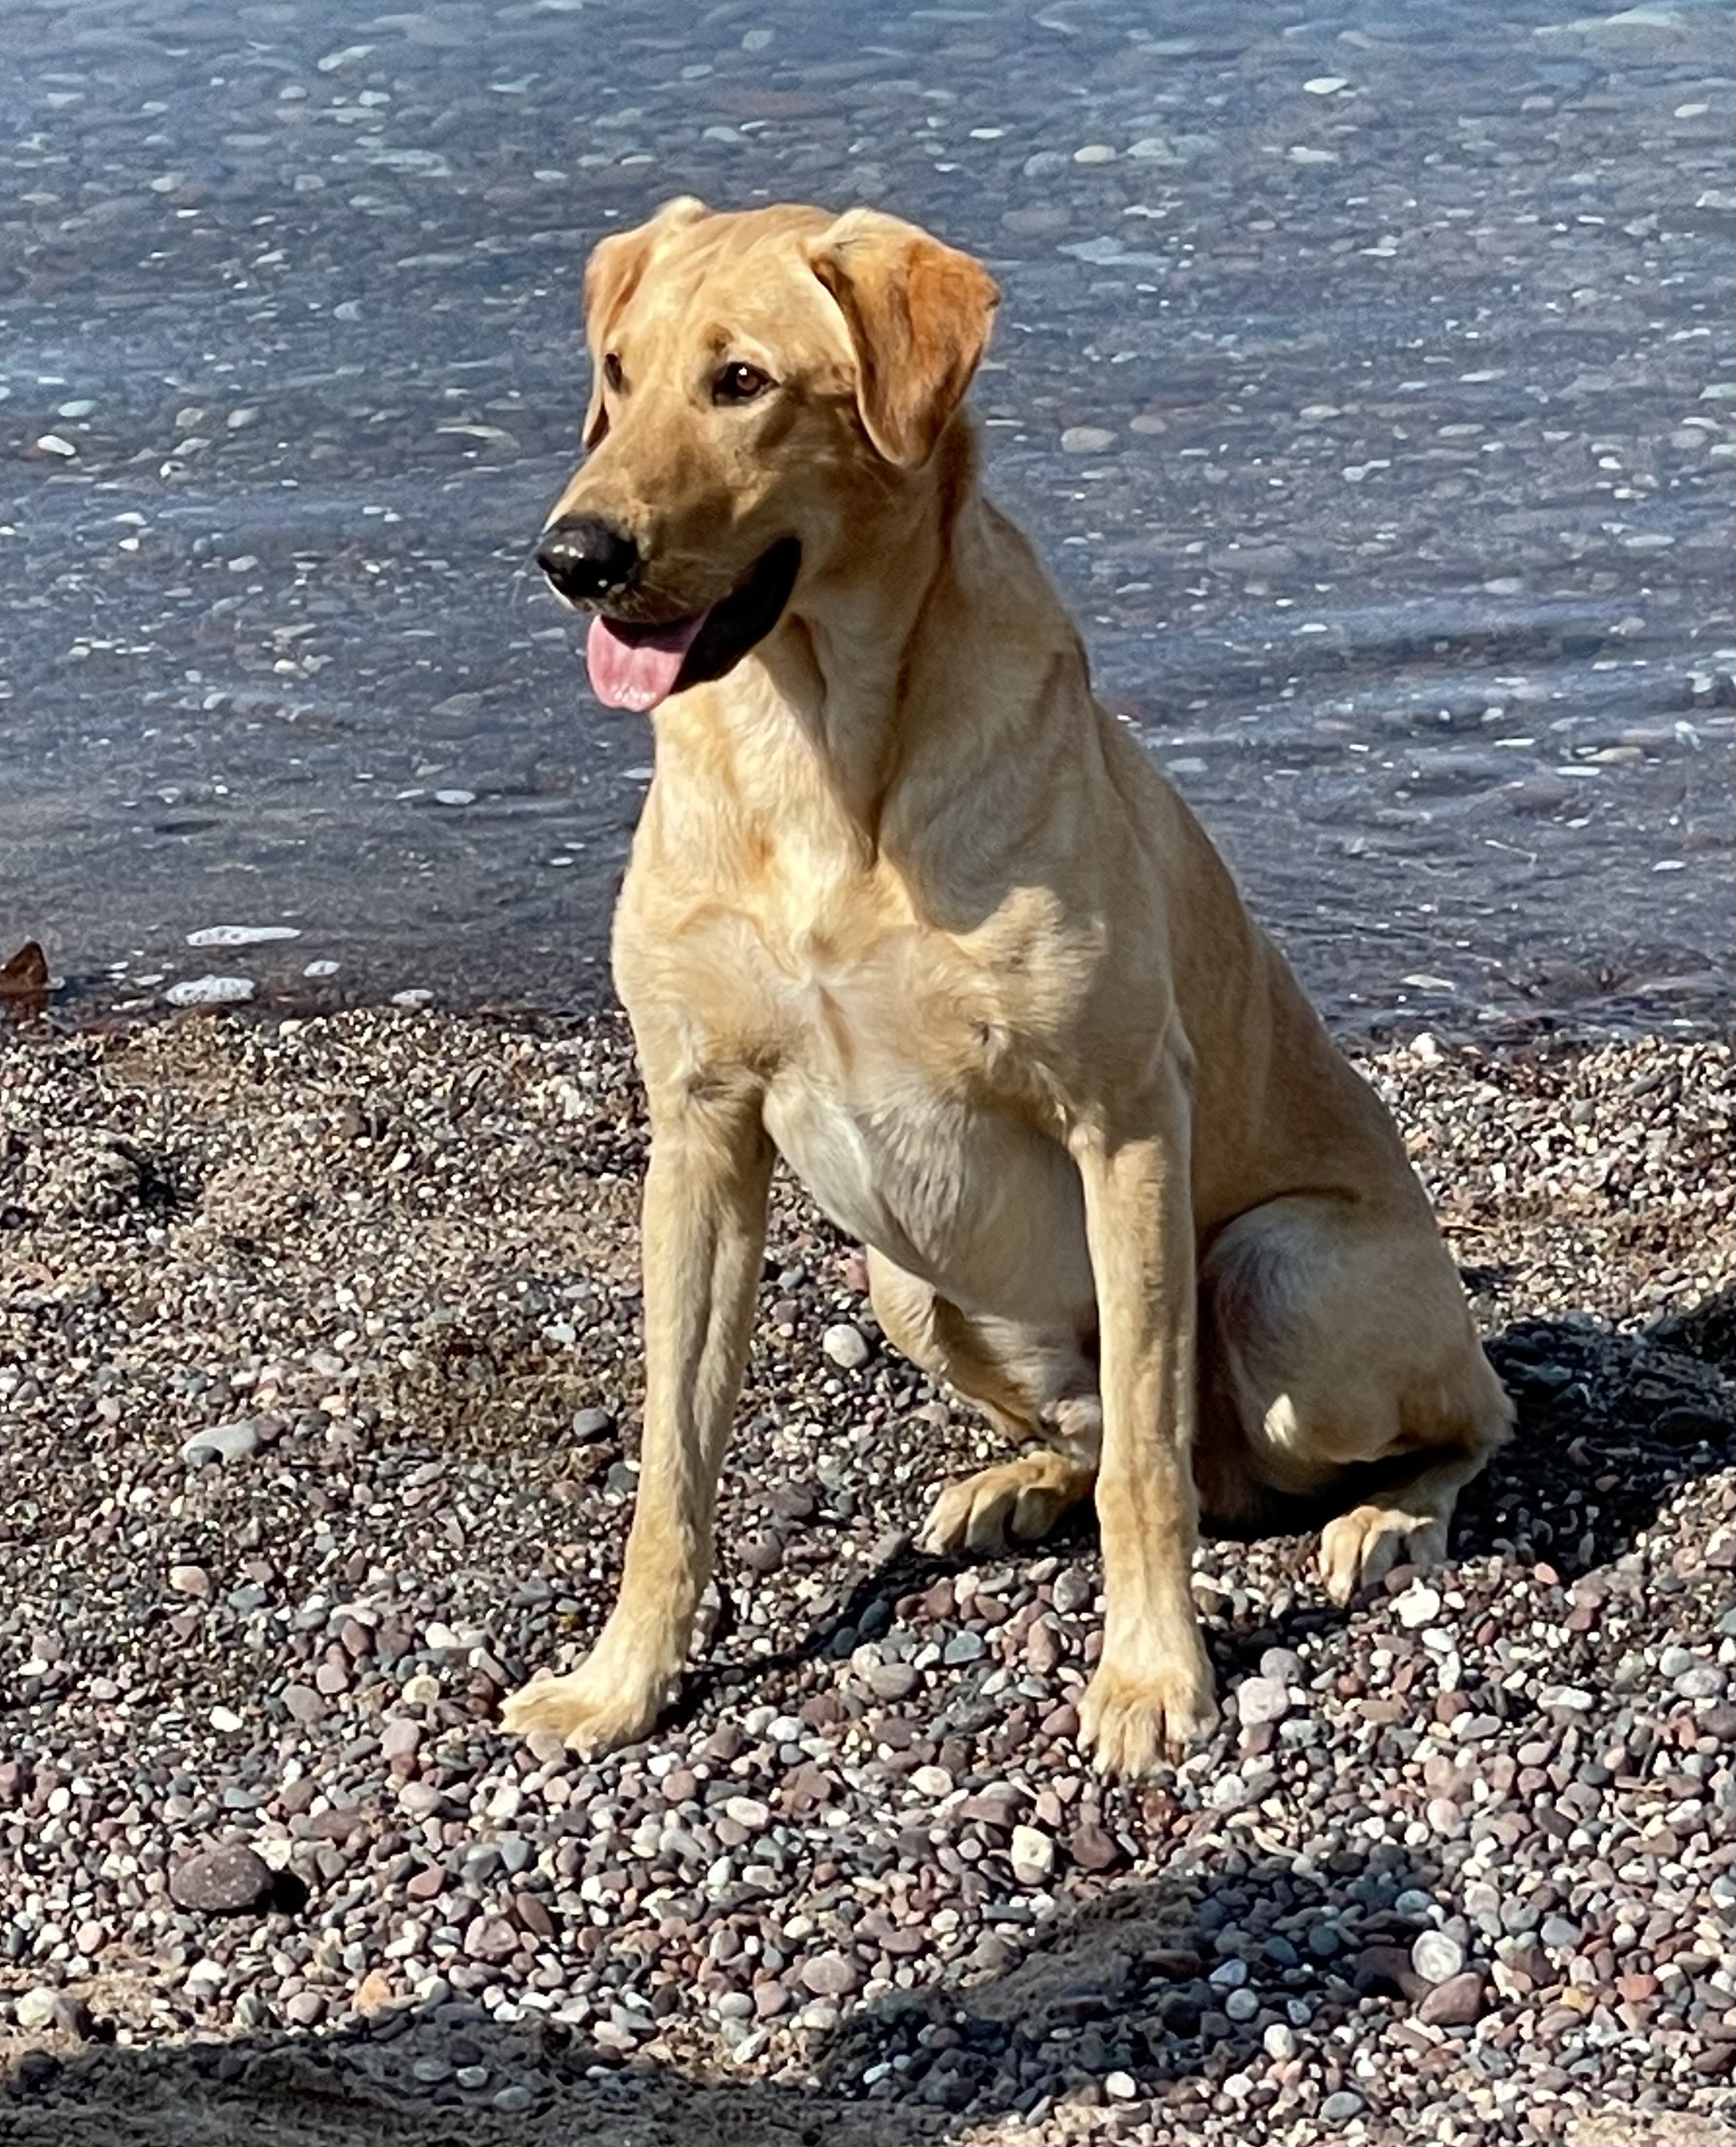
535 199 1000 712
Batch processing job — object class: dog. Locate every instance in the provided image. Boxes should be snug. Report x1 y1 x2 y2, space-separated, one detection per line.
503 198 1512 1778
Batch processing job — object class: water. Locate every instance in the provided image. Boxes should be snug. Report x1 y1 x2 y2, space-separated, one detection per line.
2 0 1731 1036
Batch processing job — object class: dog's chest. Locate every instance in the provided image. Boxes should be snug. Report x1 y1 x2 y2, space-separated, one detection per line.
757 941 1088 1314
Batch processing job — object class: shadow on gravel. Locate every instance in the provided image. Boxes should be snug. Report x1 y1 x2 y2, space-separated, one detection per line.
1464 1282 1736 1582
2 1845 1459 2147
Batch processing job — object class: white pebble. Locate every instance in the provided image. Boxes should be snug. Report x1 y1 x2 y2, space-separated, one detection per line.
1072 143 1117 163
185 924 300 947
1303 76 1350 95
1009 1824 1055 1880
165 975 255 1007
1411 1929 1465 1986
821 1323 870 1370
1395 1582 1442 1628
35 434 78 458
1060 426 1117 455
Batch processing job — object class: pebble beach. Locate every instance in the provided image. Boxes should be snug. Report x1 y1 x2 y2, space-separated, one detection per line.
0 1006 1732 2145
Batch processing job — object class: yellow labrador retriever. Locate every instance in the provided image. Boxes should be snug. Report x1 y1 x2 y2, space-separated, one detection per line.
504 198 1512 1778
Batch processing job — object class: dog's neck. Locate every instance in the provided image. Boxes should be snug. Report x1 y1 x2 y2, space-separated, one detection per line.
750 421 982 843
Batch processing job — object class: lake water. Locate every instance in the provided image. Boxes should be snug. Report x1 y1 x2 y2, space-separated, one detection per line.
2 0 1731 1036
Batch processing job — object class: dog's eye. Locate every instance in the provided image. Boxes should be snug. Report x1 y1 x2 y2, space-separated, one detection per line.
602 351 625 392
713 361 772 406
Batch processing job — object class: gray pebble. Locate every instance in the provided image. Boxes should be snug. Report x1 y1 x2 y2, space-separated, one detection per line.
1236 1674 1292 1726
179 1419 260 1464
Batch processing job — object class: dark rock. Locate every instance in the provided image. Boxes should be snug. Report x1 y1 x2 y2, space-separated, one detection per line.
167 1844 276 1915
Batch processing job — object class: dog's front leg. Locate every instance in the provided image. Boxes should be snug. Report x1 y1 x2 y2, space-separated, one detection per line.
1068 1058 1219 1779
502 1073 772 1755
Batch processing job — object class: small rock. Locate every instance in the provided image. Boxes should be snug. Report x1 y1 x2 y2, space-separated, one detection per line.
14 1989 59 2032
1009 1825 1056 1881
168 1565 210 1598
165 975 255 1008
1068 1821 1122 1871
864 1662 919 1703
571 1407 614 1443
1320 2092 1365 2122
1263 2022 1298 2060
1060 426 1116 455
379 1718 421 1762
1052 1569 1094 1614
1395 1583 1442 1629
1236 1674 1292 1726
1411 1930 1465 1986
179 1421 259 1465
800 1951 860 1998
1418 1971 1487 2028
821 1323 870 1370
168 1845 276 1915
353 1969 394 2015
464 1914 519 1963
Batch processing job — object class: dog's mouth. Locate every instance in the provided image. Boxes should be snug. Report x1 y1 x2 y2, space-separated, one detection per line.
585 539 801 714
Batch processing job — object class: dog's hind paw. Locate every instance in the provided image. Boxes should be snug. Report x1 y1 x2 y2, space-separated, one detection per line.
1318 1501 1451 1606
917 1451 1097 1557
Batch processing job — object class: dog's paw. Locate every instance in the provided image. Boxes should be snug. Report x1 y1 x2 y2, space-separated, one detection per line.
500 1657 673 1755
1078 1653 1219 1780
1318 1502 1450 1606
917 1454 1095 1557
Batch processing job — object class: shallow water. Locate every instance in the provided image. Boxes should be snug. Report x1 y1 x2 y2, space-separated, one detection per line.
1 0 1731 1035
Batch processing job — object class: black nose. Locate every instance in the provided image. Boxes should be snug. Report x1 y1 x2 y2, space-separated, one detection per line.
536 516 640 603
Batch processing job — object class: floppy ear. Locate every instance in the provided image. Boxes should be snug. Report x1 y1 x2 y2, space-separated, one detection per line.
581 195 709 447
807 209 1000 468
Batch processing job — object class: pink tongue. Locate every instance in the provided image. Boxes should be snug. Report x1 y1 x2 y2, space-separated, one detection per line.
586 611 707 712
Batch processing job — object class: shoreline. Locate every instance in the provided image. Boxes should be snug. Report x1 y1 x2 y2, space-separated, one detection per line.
0 1006 1732 2146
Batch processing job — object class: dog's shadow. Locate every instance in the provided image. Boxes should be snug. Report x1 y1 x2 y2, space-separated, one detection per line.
688 1280 1736 1711
1 1842 1469 2145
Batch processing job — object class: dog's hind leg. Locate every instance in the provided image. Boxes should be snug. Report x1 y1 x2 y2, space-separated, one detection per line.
1201 1193 1513 1605
867 1251 1101 1554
